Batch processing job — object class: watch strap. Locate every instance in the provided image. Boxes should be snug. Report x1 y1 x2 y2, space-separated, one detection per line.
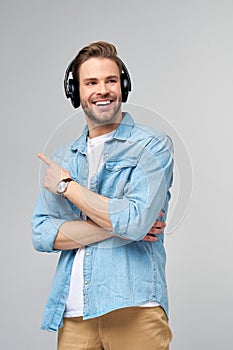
62 178 73 183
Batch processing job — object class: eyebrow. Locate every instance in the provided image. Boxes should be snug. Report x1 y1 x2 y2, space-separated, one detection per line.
83 75 119 82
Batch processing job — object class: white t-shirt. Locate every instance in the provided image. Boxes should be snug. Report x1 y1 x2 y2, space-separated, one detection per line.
64 130 159 318
64 131 115 317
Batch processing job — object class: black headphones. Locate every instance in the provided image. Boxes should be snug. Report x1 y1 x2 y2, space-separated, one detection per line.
64 57 132 108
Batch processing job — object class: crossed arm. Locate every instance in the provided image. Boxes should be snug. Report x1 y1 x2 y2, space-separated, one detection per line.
38 153 166 250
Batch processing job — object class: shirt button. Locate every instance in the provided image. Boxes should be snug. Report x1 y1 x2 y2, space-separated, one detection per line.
116 165 121 170
105 153 109 158
84 280 88 285
86 252 90 257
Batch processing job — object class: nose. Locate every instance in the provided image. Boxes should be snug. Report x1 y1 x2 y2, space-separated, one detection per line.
97 82 109 95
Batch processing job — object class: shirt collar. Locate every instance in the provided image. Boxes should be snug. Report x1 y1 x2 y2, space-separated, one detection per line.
112 112 134 140
71 124 88 153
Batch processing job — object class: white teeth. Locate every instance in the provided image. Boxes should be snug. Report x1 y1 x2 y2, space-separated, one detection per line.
95 100 111 106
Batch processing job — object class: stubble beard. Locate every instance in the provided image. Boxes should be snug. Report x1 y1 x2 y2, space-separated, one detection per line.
83 101 122 126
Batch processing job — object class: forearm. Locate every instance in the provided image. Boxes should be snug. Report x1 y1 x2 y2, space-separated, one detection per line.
64 181 113 230
53 219 114 250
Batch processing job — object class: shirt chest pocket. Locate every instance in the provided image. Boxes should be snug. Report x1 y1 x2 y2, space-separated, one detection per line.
102 158 138 198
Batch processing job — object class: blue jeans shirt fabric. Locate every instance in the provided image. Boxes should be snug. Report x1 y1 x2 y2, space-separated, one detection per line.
31 113 174 332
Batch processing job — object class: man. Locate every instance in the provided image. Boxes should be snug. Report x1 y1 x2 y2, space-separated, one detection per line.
32 41 174 349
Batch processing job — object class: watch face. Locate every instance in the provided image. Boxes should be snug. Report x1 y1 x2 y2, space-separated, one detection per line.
57 181 67 194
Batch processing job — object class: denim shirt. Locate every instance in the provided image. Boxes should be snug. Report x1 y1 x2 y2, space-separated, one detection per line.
31 113 174 332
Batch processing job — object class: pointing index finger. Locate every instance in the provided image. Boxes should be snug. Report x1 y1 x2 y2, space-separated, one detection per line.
38 153 53 166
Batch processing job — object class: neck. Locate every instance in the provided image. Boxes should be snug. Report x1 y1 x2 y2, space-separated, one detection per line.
86 112 123 139
87 123 118 139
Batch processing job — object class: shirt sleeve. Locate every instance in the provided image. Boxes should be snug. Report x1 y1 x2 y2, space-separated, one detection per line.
108 134 174 240
31 146 77 253
31 185 75 253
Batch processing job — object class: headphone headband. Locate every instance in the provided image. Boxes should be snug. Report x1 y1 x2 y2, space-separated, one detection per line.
64 57 132 108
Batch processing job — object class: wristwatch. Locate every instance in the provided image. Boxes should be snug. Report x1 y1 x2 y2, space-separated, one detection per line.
56 178 73 195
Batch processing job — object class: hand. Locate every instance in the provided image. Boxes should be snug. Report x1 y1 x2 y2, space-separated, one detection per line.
38 153 71 194
142 212 166 242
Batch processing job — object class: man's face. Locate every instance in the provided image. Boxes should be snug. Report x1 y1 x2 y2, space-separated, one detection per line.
79 57 122 126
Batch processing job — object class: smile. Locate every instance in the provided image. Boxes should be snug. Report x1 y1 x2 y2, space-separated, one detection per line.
93 100 113 106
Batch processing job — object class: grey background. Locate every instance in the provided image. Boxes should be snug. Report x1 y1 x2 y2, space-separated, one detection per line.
1 0 233 349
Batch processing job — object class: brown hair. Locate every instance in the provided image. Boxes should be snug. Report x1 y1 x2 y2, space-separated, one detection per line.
72 41 122 81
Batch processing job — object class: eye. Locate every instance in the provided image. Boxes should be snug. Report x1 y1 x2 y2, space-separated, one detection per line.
107 79 117 84
87 81 96 86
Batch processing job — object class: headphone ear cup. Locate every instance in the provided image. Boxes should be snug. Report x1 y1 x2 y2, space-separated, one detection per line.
120 61 132 103
121 73 130 103
68 79 80 108
64 60 80 109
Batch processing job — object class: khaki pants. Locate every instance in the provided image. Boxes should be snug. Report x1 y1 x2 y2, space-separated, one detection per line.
58 306 172 350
